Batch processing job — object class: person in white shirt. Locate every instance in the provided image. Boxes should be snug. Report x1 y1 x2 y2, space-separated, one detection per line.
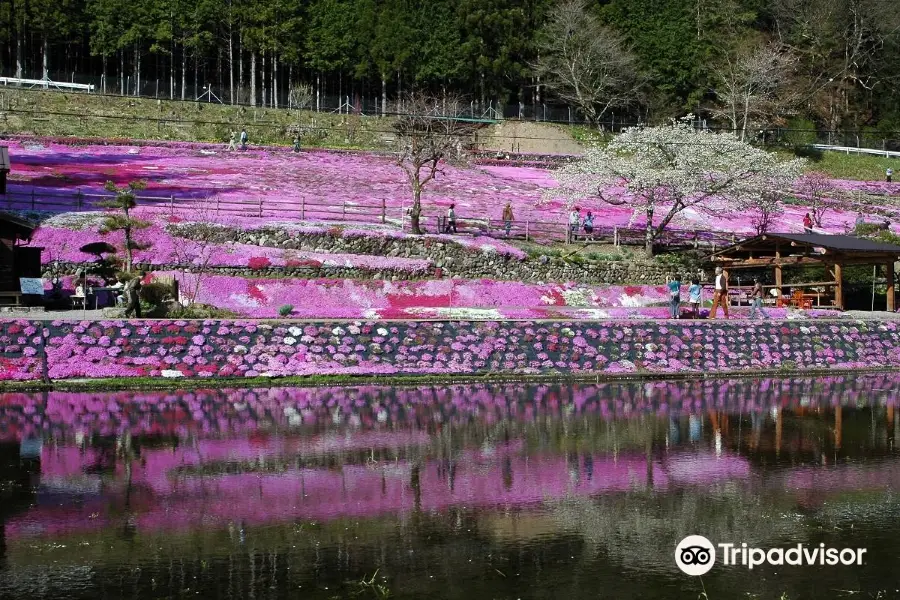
888 167 894 183
569 207 581 235
709 267 729 319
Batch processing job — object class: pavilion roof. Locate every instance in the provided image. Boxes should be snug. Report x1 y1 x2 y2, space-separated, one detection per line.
710 233 900 260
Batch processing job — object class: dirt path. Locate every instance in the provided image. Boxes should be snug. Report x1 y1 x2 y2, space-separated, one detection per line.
476 121 584 155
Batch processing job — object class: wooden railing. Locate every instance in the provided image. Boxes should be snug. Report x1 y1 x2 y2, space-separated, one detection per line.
1 187 738 249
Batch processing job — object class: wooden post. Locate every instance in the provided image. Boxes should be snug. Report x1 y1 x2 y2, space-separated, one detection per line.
170 194 174 211
887 260 896 312
342 202 347 220
525 220 529 242
834 406 842 449
301 197 306 220
258 197 263 218
381 198 386 224
774 244 782 292
834 263 844 309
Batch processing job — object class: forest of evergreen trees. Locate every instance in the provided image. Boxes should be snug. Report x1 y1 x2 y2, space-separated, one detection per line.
1 0 899 133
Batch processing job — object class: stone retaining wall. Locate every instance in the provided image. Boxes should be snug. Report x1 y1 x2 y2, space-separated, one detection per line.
197 226 684 284
2 318 898 382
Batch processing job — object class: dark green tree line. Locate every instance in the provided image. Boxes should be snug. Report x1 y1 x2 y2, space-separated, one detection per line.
0 0 898 131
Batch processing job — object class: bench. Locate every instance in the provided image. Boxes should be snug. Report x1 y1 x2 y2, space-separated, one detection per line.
0 291 23 305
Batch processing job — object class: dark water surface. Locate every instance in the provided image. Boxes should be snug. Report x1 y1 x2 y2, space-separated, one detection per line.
2 375 900 599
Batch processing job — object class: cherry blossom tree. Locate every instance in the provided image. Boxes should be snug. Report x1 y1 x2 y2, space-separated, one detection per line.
549 117 804 255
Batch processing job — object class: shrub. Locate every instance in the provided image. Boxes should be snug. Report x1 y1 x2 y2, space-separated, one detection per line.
278 304 294 317
140 282 173 307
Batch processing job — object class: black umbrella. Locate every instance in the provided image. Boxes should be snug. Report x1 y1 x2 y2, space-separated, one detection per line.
79 241 117 260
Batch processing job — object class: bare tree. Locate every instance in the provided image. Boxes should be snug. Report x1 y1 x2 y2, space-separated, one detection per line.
532 0 642 127
394 94 478 234
166 202 230 305
772 0 900 131
288 84 313 110
740 189 786 235
794 171 850 227
712 42 800 141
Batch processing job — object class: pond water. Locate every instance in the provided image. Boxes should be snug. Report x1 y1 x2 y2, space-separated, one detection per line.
2 375 900 600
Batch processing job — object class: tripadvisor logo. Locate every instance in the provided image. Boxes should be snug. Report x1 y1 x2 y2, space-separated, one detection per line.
675 536 867 576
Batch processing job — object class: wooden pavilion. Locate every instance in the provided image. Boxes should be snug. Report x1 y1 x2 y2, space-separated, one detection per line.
0 212 41 305
709 233 900 311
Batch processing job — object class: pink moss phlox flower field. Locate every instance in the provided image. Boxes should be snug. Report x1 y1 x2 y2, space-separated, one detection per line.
161 273 842 319
30 213 433 273
9 140 900 234
2 318 898 381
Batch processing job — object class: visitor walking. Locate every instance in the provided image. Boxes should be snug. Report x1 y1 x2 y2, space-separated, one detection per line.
292 136 301 152
856 212 865 229
710 267 729 319
583 211 594 238
123 274 143 318
240 128 248 151
803 213 813 233
887 167 893 183
502 202 514 237
748 278 768 319
667 274 682 319
445 204 457 233
688 278 702 317
227 130 237 151
569 207 581 238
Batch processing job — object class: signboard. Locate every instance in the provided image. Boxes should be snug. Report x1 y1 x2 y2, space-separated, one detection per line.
19 277 44 295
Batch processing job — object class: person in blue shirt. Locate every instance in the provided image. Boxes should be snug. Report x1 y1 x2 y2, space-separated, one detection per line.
667 273 682 319
688 278 702 317
583 211 594 238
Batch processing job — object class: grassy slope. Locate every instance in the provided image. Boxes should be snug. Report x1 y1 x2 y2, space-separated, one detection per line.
0 88 390 149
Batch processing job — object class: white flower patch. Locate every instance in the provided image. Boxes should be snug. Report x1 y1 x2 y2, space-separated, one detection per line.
569 309 611 319
288 326 303 337
161 370 184 378
43 212 106 231
348 325 361 335
617 294 647 308
233 345 248 354
283 337 297 345
560 288 599 306
363 309 381 319
332 326 345 336
377 327 389 336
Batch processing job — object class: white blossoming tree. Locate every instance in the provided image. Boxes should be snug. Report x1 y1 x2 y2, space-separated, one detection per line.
550 117 804 255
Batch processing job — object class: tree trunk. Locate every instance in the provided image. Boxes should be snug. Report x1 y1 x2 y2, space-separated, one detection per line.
381 77 387 116
262 51 267 107
194 52 198 99
645 206 655 257
273 54 278 109
102 56 107 94
250 51 256 107
238 32 243 102
120 51 125 95
42 37 48 80
228 19 234 104
15 29 22 79
410 183 422 234
181 47 186 100
135 43 141 95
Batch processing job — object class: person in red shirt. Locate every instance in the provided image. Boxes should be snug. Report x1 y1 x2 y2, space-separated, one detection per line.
803 213 813 233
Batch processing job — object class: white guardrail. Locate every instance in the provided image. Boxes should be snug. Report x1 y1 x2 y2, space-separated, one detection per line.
0 76 94 92
811 144 900 159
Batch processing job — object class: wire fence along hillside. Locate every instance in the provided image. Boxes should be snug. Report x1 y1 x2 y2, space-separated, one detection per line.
1 187 739 249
